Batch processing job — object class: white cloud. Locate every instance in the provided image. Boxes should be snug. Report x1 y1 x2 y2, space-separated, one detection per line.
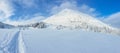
12 0 38 8
0 0 14 21
0 0 44 25
79 4 96 13
50 1 78 14
50 0 97 16
4 13 45 26
104 12 120 28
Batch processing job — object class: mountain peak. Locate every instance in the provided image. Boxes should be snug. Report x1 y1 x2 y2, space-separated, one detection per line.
43 9 119 35
58 9 80 15
59 8 76 13
43 9 106 26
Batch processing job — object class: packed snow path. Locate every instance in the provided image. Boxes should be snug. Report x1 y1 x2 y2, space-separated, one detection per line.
0 30 26 53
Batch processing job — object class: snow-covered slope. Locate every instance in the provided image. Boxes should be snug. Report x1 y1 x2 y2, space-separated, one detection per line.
0 22 15 29
43 9 119 35
1 29 120 53
0 30 26 53
103 12 120 28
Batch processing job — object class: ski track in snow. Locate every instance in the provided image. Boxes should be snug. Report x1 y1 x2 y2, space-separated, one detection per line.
0 30 26 53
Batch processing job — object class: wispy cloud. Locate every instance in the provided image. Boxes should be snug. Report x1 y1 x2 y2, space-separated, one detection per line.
49 0 98 16
0 0 43 25
4 13 45 25
79 4 98 16
0 0 14 21
11 0 38 8
50 1 77 14
104 12 120 28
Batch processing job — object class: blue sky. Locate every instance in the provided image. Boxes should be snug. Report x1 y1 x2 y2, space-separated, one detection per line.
0 0 120 26
12 0 120 17
12 0 120 16
79 0 120 15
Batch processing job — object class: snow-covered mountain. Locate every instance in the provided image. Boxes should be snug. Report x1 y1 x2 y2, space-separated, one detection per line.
43 9 120 35
0 22 15 29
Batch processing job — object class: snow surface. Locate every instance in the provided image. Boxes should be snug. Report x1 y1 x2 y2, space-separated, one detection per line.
0 29 120 53
0 29 26 53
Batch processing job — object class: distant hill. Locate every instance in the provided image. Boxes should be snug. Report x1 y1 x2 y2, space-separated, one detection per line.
0 22 15 29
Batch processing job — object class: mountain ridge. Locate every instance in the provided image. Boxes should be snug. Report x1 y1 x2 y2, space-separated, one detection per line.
0 22 15 29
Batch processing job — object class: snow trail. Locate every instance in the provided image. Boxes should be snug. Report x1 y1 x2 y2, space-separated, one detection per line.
0 30 26 53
